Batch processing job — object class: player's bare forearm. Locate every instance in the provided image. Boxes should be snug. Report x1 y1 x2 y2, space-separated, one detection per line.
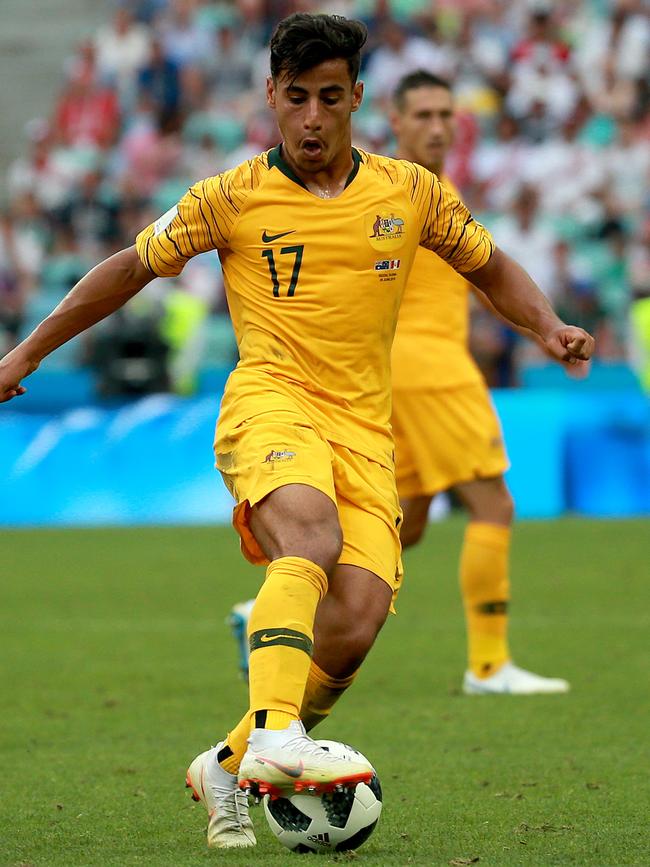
23 246 153 360
468 248 560 337
471 283 540 344
0 245 155 403
467 247 595 364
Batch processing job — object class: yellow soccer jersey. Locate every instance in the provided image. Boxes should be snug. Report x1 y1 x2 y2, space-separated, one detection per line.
392 176 485 392
136 147 493 461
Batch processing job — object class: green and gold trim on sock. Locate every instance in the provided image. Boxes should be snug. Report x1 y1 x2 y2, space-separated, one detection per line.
476 600 509 615
249 627 313 655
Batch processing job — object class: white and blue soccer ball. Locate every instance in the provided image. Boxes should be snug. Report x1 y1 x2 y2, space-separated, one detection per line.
263 740 382 854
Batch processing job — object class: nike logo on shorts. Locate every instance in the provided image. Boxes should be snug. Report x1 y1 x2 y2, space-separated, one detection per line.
262 229 295 243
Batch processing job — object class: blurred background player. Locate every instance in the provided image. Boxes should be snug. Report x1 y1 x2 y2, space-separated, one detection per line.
390 70 568 695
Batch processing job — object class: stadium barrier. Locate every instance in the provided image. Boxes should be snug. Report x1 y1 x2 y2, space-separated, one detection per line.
2 385 649 525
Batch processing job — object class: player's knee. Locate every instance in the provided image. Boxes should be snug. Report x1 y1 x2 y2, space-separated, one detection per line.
463 477 514 526
493 483 514 525
288 517 343 576
399 515 426 549
307 529 343 576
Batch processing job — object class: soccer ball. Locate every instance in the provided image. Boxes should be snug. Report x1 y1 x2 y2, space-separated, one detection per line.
263 740 382 854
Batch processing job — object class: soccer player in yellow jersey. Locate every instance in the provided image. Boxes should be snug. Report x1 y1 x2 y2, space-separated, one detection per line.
0 14 593 851
390 70 571 696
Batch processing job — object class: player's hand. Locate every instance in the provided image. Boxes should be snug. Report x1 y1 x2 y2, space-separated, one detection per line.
564 357 591 379
543 326 595 366
0 349 39 403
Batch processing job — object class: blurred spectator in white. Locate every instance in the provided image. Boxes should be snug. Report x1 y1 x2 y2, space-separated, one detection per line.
603 117 650 220
588 54 638 119
364 19 454 105
520 106 603 225
491 184 559 302
576 0 650 98
506 3 578 127
469 112 531 211
0 201 47 348
237 0 274 51
203 24 254 105
6 119 77 213
157 0 212 69
553 239 607 345
95 5 152 109
461 1 513 88
181 132 224 183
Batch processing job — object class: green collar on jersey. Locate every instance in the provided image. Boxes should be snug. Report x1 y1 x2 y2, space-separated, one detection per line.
268 144 362 191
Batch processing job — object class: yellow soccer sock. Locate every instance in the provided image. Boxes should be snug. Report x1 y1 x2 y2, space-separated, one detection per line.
219 715 250 774
460 521 511 678
300 660 358 732
248 556 328 727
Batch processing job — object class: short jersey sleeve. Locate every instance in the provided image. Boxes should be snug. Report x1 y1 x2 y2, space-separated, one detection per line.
135 169 245 277
413 165 494 274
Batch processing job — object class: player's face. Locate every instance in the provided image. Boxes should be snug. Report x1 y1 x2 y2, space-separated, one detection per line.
267 59 363 173
392 86 455 174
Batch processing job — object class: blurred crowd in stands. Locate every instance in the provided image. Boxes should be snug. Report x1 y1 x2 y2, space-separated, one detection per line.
1 0 649 395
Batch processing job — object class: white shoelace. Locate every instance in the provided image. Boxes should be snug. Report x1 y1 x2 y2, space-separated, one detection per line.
210 781 251 830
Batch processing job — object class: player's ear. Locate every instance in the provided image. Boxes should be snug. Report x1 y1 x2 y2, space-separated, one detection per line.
351 80 364 113
266 76 276 109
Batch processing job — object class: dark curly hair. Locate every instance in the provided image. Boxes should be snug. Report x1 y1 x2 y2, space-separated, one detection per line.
270 13 367 84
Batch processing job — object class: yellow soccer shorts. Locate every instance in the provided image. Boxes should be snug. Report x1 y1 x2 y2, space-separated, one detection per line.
391 381 509 500
214 409 403 604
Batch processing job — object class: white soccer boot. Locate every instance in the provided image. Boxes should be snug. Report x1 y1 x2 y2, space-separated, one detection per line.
186 744 256 849
463 661 570 695
238 719 374 799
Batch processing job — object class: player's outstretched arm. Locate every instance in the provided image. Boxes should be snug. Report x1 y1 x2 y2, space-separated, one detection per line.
0 245 154 403
467 247 595 365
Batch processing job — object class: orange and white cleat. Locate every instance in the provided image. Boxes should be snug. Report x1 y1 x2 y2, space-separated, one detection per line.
238 720 373 800
186 744 256 849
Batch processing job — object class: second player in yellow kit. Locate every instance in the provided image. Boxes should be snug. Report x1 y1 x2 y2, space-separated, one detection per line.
392 174 509 499
390 70 571 696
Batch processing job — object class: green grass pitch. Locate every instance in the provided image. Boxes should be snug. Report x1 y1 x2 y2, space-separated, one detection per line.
1 518 648 866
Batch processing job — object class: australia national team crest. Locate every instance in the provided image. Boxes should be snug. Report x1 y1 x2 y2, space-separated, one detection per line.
365 212 407 252
263 449 296 464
